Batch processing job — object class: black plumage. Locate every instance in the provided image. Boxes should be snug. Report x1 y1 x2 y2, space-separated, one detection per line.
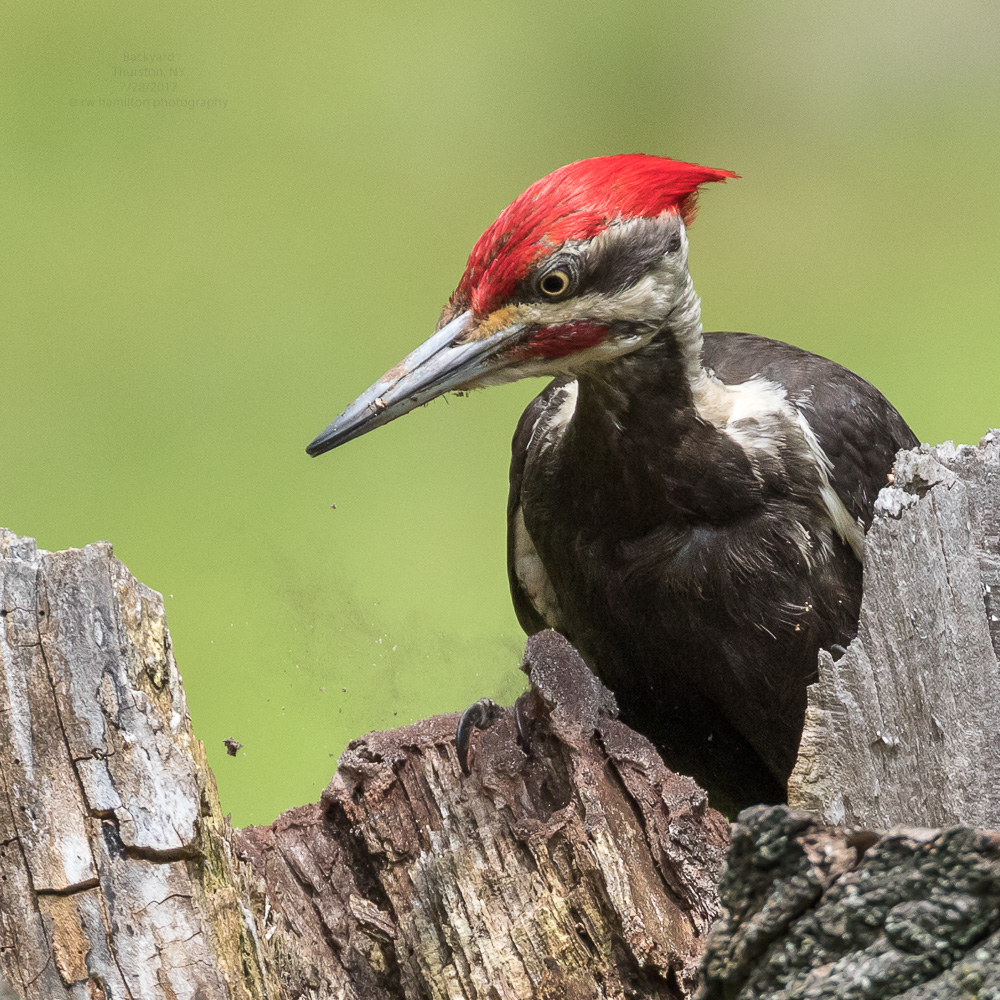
508 329 917 812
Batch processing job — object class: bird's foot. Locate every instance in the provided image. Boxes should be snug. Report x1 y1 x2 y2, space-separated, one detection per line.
456 693 535 775
455 630 617 777
456 697 502 775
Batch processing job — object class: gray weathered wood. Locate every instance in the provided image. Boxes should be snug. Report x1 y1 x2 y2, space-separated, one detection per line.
0 530 278 998
0 532 727 998
789 431 1000 828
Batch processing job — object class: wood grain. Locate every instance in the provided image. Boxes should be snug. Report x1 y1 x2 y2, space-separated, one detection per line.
789 432 1000 828
0 534 727 998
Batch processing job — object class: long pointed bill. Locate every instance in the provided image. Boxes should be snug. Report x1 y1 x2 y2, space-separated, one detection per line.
306 310 527 456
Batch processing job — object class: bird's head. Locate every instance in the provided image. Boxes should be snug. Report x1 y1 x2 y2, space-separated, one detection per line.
307 154 736 455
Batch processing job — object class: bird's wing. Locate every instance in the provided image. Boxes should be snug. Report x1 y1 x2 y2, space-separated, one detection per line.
702 331 919 529
506 380 574 635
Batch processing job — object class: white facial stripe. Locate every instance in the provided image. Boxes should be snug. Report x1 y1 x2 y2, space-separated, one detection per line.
476 218 704 383
474 331 651 385
525 380 578 454
546 379 578 436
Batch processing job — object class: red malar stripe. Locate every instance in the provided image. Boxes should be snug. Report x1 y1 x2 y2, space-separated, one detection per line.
530 322 608 359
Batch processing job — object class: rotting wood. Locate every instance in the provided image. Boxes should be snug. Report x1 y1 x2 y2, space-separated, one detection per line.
237 630 728 999
0 531 727 998
789 431 1000 829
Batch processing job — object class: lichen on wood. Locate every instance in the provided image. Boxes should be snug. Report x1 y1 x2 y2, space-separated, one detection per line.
699 805 1000 1000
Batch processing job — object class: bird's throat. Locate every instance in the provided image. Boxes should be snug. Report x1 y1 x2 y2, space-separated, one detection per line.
574 269 708 437
560 270 767 529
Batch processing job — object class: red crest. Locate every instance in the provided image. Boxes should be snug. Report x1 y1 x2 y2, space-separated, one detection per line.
457 155 737 316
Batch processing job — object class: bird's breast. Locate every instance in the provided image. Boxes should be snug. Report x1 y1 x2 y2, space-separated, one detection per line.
517 408 858 652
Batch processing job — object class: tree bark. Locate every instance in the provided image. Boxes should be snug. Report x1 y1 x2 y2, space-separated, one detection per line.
0 531 727 998
699 806 1000 1000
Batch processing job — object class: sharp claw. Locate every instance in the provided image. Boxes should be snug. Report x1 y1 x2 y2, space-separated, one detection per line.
455 697 501 775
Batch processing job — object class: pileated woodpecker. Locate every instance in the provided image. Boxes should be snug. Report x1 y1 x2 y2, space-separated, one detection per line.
307 155 917 812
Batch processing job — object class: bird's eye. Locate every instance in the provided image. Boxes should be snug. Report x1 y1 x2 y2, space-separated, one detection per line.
538 269 571 299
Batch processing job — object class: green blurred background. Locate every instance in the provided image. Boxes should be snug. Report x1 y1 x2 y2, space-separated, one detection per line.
2 2 997 825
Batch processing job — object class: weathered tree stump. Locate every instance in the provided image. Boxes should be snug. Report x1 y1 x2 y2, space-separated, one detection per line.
1 430 998 998
0 531 726 998
0 530 276 998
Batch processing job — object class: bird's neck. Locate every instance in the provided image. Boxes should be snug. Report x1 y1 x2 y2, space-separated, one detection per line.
575 269 709 431
564 269 763 528
660 268 706 384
